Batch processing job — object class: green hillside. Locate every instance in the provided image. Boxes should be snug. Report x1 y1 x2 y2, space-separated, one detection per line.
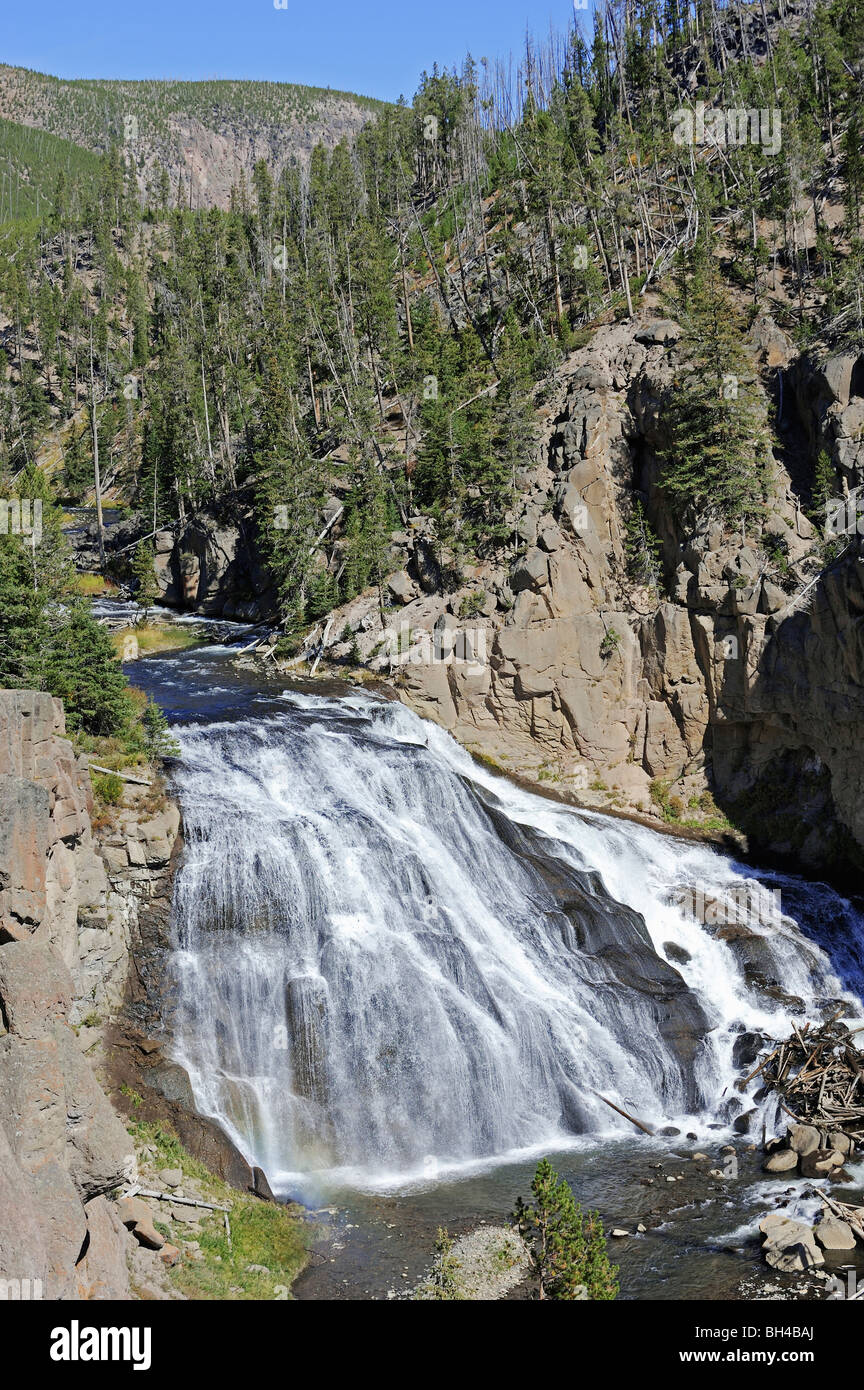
0 114 102 224
0 64 387 153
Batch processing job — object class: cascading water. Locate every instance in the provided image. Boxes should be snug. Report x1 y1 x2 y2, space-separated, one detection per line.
168 688 864 1190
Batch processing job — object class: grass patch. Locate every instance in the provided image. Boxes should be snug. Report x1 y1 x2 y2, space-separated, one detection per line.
112 623 201 658
681 814 736 833
74 572 116 596
121 1082 145 1109
537 762 560 782
470 748 505 774
127 1121 308 1301
649 778 683 822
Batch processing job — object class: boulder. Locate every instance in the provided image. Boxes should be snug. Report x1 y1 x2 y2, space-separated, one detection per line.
762 1148 799 1173
117 1196 165 1250
758 579 787 615
800 1148 846 1178
386 570 415 605
75 1196 132 1299
252 1166 276 1202
814 1216 858 1252
827 1131 854 1157
635 320 680 347
762 1219 824 1272
788 1123 821 1157
732 1031 765 1069
510 549 549 593
116 1196 156 1229
820 352 859 408
138 804 181 868
132 1217 166 1251
759 1212 793 1236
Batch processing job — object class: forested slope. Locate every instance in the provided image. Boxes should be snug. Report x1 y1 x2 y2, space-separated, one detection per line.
2 0 864 864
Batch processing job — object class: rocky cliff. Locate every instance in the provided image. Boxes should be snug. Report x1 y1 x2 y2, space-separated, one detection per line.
0 690 187 1297
0 693 138 1296
291 313 864 880
88 309 864 881
0 64 383 212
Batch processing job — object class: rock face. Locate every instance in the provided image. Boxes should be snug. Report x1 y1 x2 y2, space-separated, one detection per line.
790 349 864 489
0 690 181 1299
152 510 276 621
0 939 136 1298
317 316 864 877
0 690 179 1030
0 692 109 989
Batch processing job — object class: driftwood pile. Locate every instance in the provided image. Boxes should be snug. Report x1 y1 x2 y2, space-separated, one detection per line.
744 1012 864 1141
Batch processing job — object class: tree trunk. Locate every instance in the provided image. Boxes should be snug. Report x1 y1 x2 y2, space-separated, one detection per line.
89 325 105 569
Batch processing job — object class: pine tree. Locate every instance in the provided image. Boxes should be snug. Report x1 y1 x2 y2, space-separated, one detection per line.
808 448 840 531
141 697 180 759
512 1158 619 1301
625 498 664 591
44 602 134 738
255 349 328 634
131 540 159 623
659 244 769 525
0 472 136 740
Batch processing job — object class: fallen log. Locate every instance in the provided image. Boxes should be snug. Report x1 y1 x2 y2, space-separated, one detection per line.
594 1092 655 1136
90 764 152 786
124 1183 230 1212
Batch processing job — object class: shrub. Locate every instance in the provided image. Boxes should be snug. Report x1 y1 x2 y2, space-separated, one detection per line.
93 772 123 805
414 1228 463 1300
458 590 487 619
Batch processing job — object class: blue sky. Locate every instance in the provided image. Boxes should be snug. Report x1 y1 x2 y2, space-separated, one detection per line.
1 0 586 102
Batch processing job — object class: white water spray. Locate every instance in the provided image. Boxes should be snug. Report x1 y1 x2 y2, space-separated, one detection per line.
168 690 863 1188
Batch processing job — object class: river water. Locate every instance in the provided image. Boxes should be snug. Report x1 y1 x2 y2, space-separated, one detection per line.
113 604 864 1300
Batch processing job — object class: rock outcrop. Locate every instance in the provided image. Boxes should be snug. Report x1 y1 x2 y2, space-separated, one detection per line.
0 688 277 1296
0 692 111 995
310 316 864 877
0 690 183 1298
151 510 276 621
0 693 140 1296
0 935 137 1297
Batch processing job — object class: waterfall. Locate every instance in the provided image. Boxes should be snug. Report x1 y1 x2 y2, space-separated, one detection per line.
168 689 864 1189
